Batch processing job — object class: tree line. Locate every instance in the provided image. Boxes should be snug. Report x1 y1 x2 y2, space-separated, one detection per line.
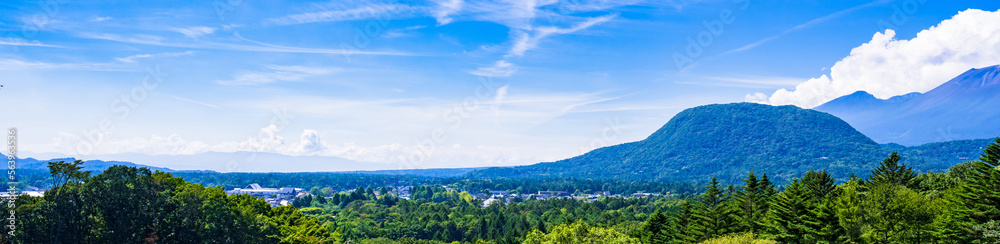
0 162 333 243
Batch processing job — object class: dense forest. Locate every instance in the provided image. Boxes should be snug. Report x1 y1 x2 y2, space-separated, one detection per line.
0 163 333 243
3 138 999 243
288 139 1000 243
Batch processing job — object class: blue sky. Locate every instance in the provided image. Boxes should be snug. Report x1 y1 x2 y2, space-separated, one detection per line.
2 0 999 171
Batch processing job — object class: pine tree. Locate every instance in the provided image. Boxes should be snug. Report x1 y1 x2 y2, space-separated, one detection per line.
869 151 919 189
692 177 735 241
642 209 671 244
802 169 837 200
734 171 768 234
675 199 701 243
759 173 777 201
800 170 843 243
765 178 817 244
955 138 1000 242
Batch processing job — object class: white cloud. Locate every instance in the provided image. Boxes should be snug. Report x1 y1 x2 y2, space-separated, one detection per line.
266 4 417 25
297 129 326 154
218 65 339 85
758 9 1000 108
0 37 61 47
432 0 463 25
89 16 113 22
114 51 195 63
170 26 216 38
469 60 517 77
506 14 616 58
78 32 411 56
744 92 768 104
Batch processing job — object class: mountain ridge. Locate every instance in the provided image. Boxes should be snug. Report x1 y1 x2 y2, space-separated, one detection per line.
815 65 1000 146
469 103 992 184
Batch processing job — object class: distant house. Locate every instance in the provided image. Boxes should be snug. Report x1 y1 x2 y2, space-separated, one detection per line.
537 191 568 198
631 193 661 198
489 190 508 197
226 183 304 207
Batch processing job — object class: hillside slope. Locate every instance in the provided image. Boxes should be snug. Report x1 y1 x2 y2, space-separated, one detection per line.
470 103 889 184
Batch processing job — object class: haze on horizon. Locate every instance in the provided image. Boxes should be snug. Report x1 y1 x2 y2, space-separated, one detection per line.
2 0 1000 171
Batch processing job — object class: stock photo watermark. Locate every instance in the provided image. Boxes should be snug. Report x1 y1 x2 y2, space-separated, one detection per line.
69 65 167 156
877 0 928 30
572 117 624 156
5 128 17 237
3 0 66 54
340 8 397 63
673 0 750 71
397 76 506 169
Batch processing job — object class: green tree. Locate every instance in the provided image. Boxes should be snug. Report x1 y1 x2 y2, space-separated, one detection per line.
692 177 735 241
801 170 842 243
734 171 768 234
642 209 672 244
522 221 640 244
955 138 1000 242
764 178 815 243
868 152 919 188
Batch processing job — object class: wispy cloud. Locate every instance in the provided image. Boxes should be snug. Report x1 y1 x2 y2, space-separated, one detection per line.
470 14 616 78
266 3 418 25
154 92 221 109
170 26 216 38
217 65 339 85
469 60 517 77
432 0 463 25
721 0 890 55
506 14 617 58
115 51 195 63
76 32 413 56
0 37 62 48
88 16 113 22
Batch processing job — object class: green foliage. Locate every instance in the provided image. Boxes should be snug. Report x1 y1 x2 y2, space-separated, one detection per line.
521 221 640 244
11 136 1000 244
868 152 919 188
0 164 331 244
698 232 776 244
733 171 769 234
764 178 816 243
954 138 1000 243
691 177 735 241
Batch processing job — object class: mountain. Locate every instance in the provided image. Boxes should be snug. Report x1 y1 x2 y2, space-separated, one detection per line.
2 153 174 173
8 151 394 173
814 65 1000 146
471 103 888 184
67 152 393 172
469 103 992 184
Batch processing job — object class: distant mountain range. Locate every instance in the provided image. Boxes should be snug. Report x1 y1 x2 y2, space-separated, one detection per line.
8 151 395 173
7 151 486 178
815 65 1000 146
469 103 993 184
1 153 174 173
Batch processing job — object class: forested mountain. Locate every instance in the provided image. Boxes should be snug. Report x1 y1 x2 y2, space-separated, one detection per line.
469 103 992 184
815 65 1000 145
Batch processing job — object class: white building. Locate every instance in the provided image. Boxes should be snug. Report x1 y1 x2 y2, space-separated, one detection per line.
226 183 303 207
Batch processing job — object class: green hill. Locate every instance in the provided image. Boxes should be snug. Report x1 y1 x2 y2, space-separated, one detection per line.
469 103 992 184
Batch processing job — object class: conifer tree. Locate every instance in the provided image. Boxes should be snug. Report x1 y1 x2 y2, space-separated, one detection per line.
955 138 1000 242
869 151 919 188
734 171 768 234
642 209 672 244
693 177 735 241
675 199 702 243
765 178 816 244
